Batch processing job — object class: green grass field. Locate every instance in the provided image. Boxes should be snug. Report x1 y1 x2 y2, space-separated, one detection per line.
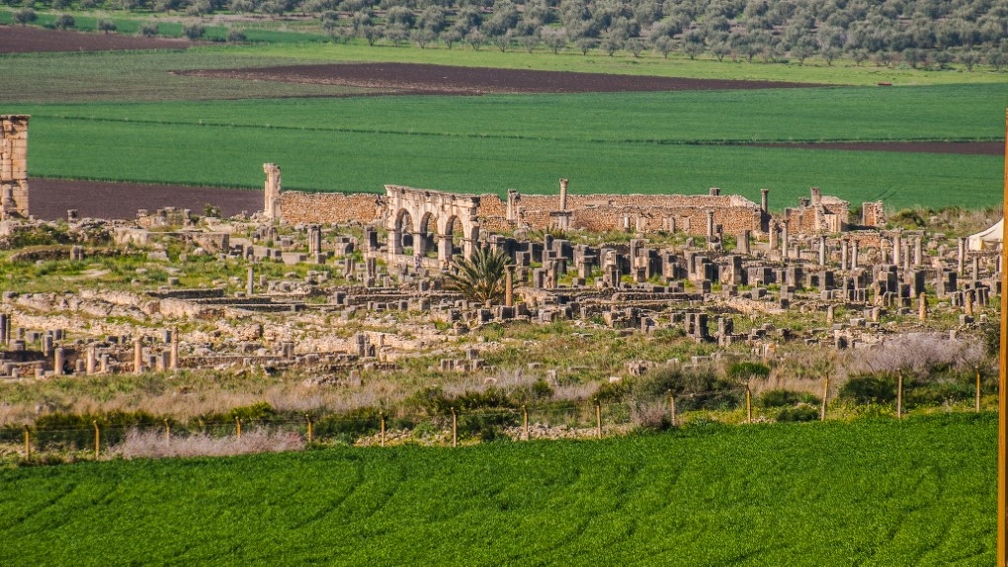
0 414 995 565
8 82 1004 208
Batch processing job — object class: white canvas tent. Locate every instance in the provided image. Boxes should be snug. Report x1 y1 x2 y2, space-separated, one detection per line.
968 217 1003 251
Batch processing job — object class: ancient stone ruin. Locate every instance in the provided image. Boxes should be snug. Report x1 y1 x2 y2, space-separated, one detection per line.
0 114 29 221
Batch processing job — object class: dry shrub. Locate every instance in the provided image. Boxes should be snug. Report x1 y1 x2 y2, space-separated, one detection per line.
111 428 304 460
842 332 983 378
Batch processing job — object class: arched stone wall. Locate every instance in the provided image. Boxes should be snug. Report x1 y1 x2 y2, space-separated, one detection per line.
385 185 480 265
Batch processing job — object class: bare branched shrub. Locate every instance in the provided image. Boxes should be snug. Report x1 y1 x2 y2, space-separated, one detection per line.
111 428 304 460
843 332 983 378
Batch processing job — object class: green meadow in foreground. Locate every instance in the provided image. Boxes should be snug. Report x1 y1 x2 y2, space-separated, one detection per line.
0 414 995 566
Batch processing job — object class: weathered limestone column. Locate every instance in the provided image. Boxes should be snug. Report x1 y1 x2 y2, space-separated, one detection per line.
438 235 453 264
263 163 281 221
0 115 30 220
826 304 835 323
388 229 403 257
957 237 966 274
134 338 144 375
0 313 6 345
892 230 901 267
918 292 927 320
737 231 750 255
965 290 974 316
413 231 428 257
780 224 789 257
760 188 769 213
914 237 922 266
246 266 254 296
505 265 515 307
169 328 179 371
506 189 519 222
972 256 979 282
559 178 569 211
851 240 859 270
53 347 65 376
705 210 715 246
818 236 827 266
86 345 96 375
308 225 322 255
769 223 779 251
841 240 848 272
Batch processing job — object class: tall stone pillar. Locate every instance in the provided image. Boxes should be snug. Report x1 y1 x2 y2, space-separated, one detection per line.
246 266 254 296
413 231 428 257
737 231 750 255
0 314 6 345
851 241 859 270
263 163 281 221
559 178 569 211
914 238 922 266
506 189 520 222
53 347 65 376
841 239 848 272
388 229 403 257
308 225 322 255
780 224 789 257
958 237 966 274
769 223 779 251
505 266 515 307
134 338 144 375
86 345 96 375
170 328 179 371
0 115 30 221
438 235 453 264
818 236 827 266
892 230 902 267
760 188 769 213
705 210 715 245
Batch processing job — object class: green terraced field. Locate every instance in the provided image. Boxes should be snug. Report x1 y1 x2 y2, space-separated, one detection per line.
0 414 995 566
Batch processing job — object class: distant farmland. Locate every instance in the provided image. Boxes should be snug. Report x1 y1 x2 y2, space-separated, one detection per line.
11 81 1006 210
0 415 995 565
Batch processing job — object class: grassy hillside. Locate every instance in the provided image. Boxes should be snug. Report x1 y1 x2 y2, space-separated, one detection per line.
0 414 994 566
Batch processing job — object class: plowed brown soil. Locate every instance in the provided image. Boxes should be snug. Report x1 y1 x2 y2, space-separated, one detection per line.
0 25 192 53
181 62 827 94
29 179 260 221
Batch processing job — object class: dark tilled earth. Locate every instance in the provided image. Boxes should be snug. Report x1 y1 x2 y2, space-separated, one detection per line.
0 25 192 53
29 179 261 221
180 62 829 94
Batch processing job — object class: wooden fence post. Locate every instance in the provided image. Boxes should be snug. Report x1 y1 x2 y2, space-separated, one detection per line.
451 407 457 448
306 414 313 444
821 377 829 422
235 417 242 440
522 405 529 441
595 400 602 439
23 425 30 461
746 384 753 424
380 412 386 447
669 391 676 427
896 372 903 419
92 420 100 460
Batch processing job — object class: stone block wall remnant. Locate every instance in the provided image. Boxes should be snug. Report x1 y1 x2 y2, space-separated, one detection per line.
263 163 281 221
0 115 29 220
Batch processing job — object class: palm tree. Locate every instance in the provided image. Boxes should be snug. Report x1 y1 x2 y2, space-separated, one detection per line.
444 248 513 305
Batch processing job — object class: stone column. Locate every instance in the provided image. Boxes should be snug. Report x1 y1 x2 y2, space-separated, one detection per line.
506 189 519 222
134 338 144 375
737 231 750 255
918 292 927 320
86 345 96 375
972 256 979 282
914 238 922 266
170 328 179 371
413 231 427 257
760 188 769 213
246 266 254 296
308 225 322 255
841 240 848 272
53 347 65 376
780 224 789 257
958 237 966 274
438 235 453 264
892 230 902 267
769 223 779 251
263 163 281 221
559 178 569 211
818 236 827 266
0 313 6 345
505 265 515 307
851 241 859 270
705 210 715 243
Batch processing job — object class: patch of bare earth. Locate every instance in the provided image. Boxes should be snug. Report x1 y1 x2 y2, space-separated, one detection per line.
29 178 261 221
180 62 828 94
0 25 192 53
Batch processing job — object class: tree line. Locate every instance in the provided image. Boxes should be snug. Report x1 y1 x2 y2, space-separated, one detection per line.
9 0 1008 68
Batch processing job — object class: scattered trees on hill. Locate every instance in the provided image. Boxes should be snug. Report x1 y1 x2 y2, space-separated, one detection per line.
8 0 1008 69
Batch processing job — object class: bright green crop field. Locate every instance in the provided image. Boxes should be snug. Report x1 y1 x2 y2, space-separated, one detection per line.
0 414 995 565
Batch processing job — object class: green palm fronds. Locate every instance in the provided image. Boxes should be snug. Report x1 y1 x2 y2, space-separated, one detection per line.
444 247 513 305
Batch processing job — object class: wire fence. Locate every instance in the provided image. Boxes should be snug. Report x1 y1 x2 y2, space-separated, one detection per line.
1 375 996 462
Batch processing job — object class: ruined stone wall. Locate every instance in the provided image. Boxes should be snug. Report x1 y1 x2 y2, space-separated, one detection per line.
0 115 29 220
278 191 386 225
862 201 885 227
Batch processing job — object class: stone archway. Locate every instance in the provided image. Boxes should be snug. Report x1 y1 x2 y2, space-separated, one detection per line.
385 185 480 266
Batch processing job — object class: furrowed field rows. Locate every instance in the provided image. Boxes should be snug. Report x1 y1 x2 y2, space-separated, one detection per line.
12 83 1006 143
20 114 1001 209
0 415 995 566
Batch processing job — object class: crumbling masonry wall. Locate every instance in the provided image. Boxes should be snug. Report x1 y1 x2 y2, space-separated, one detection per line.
0 115 29 221
277 191 385 225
